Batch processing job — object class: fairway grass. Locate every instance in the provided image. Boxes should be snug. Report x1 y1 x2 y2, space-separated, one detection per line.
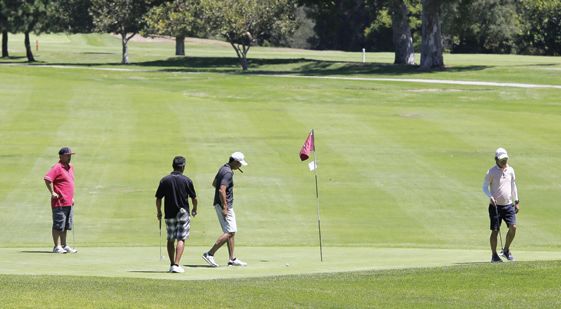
2 260 561 308
1 34 561 307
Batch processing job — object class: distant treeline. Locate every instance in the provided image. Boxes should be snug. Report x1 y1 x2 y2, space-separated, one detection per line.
299 0 561 56
1 0 559 69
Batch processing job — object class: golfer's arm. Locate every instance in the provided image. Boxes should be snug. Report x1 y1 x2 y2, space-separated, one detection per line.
512 181 519 204
191 197 198 211
44 179 54 194
482 175 492 198
156 198 162 215
219 185 228 209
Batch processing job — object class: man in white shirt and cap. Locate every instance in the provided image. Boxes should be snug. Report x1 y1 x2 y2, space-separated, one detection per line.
483 147 520 262
202 152 248 267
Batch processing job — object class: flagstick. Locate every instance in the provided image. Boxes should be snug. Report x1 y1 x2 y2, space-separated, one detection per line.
312 129 323 262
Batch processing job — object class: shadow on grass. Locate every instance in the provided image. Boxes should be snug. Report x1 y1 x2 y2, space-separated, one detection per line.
136 56 491 76
128 270 170 274
8 56 492 76
20 250 53 254
183 264 215 268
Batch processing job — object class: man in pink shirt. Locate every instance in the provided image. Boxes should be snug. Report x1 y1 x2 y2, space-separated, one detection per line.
483 147 520 263
44 147 78 254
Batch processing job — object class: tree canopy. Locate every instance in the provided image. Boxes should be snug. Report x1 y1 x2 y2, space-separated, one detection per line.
203 0 298 70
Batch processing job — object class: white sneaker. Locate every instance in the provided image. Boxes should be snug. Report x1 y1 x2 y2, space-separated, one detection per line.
63 245 78 254
170 265 184 273
53 246 66 254
202 252 219 267
228 258 247 267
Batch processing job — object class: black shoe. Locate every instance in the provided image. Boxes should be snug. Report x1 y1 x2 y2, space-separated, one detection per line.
503 249 514 261
491 254 503 263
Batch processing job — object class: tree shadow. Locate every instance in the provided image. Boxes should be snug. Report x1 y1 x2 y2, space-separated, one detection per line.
9 55 491 76
136 56 490 76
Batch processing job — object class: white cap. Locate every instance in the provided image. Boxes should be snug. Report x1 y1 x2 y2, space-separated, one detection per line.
495 147 508 160
231 152 248 166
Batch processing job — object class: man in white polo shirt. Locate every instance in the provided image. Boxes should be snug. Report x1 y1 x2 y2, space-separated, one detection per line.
483 147 520 263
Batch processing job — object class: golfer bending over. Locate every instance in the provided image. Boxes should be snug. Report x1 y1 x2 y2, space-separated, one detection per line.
155 156 198 273
483 147 520 263
202 152 248 267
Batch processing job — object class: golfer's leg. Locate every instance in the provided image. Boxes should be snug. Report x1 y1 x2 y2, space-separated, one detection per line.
209 233 230 255
490 230 498 255
227 233 235 260
175 240 185 265
504 224 517 251
167 240 175 264
60 230 67 247
52 229 61 247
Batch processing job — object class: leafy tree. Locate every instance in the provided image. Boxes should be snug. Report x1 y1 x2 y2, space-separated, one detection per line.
90 0 157 64
419 0 444 70
9 0 50 62
304 0 378 51
442 0 519 53
518 0 561 56
203 0 298 71
143 0 207 56
49 0 94 33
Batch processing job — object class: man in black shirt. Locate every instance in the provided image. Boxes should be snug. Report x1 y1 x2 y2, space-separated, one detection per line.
202 152 247 267
155 156 198 273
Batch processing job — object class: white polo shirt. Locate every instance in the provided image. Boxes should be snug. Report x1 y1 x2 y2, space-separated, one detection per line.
482 164 519 205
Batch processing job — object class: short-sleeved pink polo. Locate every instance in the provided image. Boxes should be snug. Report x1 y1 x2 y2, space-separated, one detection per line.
44 162 75 208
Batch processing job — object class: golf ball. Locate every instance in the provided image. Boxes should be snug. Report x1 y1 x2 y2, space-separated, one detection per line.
285 263 289 267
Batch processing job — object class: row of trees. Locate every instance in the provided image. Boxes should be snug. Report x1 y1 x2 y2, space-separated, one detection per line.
1 0 559 70
303 0 561 56
0 0 299 70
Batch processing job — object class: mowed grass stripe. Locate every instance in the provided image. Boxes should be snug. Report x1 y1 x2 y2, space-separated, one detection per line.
2 259 561 307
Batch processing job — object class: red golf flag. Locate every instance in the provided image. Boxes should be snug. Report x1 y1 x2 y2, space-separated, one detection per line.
299 130 314 161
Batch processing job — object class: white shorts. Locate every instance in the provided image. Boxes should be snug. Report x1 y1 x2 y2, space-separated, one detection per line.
214 204 237 233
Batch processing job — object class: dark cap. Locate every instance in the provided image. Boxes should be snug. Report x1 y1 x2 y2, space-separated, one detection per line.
58 147 75 156
172 156 186 168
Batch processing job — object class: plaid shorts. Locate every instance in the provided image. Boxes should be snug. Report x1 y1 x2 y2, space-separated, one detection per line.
165 211 190 241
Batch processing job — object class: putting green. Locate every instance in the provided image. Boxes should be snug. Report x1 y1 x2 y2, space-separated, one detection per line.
2 246 561 280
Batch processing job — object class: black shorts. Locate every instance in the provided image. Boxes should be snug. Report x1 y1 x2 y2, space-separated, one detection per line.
488 204 516 231
52 206 73 231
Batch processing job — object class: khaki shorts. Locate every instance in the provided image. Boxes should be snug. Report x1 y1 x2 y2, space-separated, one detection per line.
214 204 237 233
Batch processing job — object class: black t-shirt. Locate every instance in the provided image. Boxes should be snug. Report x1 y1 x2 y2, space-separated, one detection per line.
213 164 234 207
155 171 197 219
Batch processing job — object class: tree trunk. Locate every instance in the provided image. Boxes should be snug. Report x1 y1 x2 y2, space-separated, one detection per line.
240 56 248 71
121 33 129 64
230 41 249 71
24 32 35 62
175 36 185 56
2 31 8 58
420 0 444 70
391 0 415 65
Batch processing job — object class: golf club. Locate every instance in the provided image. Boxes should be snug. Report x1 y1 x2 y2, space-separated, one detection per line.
494 205 504 256
159 218 163 261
